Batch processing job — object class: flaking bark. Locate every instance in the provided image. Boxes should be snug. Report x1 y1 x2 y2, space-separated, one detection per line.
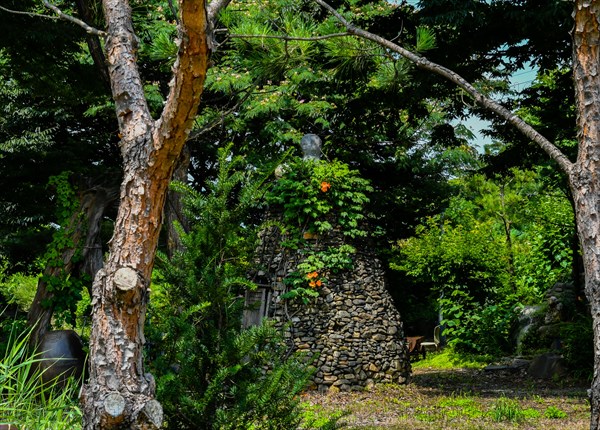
571 2 600 429
79 0 211 428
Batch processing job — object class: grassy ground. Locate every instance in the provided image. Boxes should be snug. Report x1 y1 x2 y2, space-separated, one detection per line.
302 353 591 429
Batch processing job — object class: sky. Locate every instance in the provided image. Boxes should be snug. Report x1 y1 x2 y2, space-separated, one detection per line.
465 66 538 150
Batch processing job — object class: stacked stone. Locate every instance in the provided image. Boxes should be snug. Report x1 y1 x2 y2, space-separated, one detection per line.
254 225 411 392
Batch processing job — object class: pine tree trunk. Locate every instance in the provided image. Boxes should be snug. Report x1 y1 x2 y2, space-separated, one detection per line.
79 165 171 429
572 2 600 428
79 0 210 427
572 178 600 429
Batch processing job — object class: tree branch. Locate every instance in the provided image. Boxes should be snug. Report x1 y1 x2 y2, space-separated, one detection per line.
152 0 211 163
74 0 111 89
0 5 58 20
315 0 574 177
207 0 232 23
189 88 254 140
41 0 106 36
227 32 350 42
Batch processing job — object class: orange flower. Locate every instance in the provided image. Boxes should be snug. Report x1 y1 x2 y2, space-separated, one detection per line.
306 271 319 279
308 278 323 288
320 181 331 192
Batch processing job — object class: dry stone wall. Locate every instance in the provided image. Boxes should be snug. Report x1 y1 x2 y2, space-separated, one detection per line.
249 225 411 392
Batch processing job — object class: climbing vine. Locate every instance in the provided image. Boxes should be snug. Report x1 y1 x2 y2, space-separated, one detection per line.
40 172 88 326
266 158 372 303
267 159 372 238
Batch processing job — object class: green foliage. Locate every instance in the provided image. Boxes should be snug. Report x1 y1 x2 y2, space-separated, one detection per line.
490 397 527 423
267 159 372 238
266 158 371 303
393 214 512 355
392 168 574 356
153 318 316 430
512 192 574 299
47 172 79 224
415 26 437 53
0 262 38 311
299 403 347 429
0 323 82 429
40 173 88 327
0 5 120 273
440 299 518 356
560 315 594 379
392 216 508 296
282 244 356 304
209 325 315 429
544 405 568 419
147 146 329 429
161 0 484 259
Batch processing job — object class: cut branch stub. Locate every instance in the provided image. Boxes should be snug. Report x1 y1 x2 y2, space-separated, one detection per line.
114 267 139 292
103 392 126 424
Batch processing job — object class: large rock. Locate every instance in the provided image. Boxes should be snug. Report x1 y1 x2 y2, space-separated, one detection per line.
527 353 567 379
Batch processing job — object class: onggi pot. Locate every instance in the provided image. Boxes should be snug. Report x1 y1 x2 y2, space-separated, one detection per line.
37 330 86 387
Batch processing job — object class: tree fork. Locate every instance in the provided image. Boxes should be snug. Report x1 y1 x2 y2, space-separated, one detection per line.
79 0 211 427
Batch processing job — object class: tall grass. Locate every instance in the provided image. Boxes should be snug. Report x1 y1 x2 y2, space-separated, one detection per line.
0 325 82 429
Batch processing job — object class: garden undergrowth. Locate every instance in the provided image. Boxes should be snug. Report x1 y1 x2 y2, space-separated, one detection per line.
301 351 590 429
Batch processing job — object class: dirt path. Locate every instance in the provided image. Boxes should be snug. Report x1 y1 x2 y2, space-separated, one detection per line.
302 367 591 429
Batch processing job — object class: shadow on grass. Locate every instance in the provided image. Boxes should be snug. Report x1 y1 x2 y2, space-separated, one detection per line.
409 366 589 400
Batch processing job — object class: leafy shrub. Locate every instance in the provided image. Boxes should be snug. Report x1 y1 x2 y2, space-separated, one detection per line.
440 293 518 356
513 193 574 302
153 319 316 429
392 169 576 356
0 261 38 311
146 147 337 429
266 158 372 238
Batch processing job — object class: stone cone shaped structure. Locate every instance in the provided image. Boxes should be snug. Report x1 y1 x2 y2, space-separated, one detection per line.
247 225 411 392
